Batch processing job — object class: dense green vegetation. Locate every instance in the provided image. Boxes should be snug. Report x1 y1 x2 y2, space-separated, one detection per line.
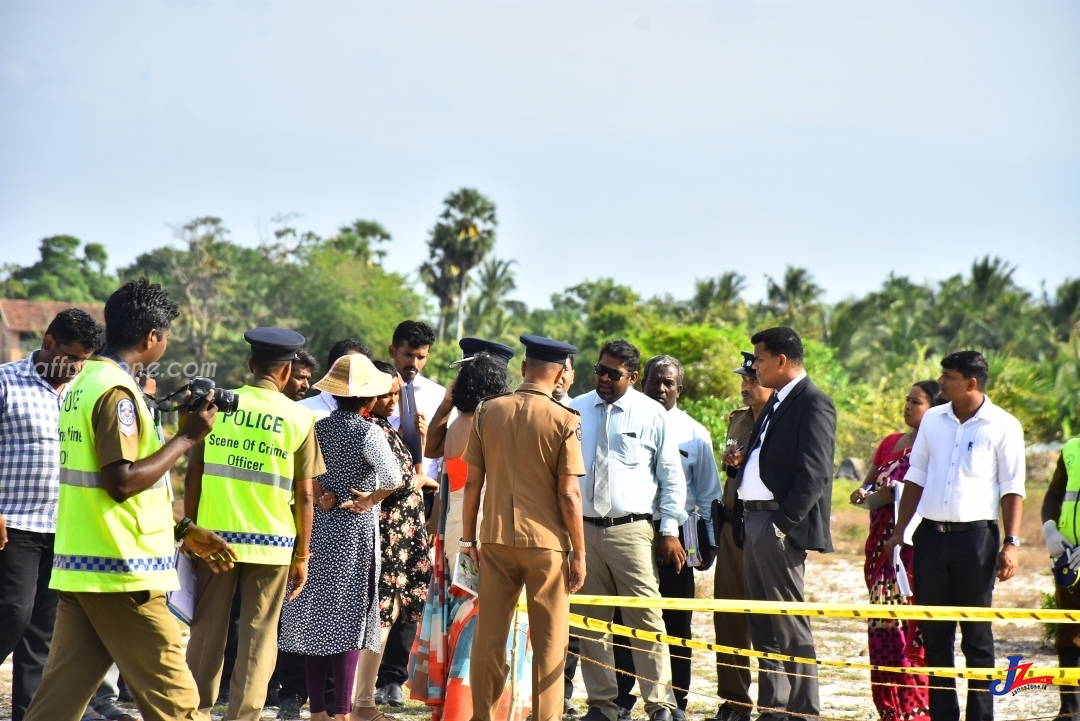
3 188 1077 465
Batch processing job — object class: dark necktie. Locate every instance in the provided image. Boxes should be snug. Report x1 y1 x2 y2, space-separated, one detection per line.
400 382 423 463
751 394 780 453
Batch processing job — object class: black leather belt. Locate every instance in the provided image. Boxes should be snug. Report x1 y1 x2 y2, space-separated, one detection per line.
583 513 652 527
743 501 780 512
923 520 997 533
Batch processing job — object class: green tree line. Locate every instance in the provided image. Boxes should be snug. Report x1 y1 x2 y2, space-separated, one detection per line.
4 188 1078 467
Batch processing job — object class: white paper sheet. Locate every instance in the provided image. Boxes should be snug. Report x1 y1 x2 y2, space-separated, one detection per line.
166 548 197 624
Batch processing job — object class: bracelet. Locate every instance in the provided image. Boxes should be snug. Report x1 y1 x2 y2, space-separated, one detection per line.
293 552 312 560
458 538 478 548
174 517 193 542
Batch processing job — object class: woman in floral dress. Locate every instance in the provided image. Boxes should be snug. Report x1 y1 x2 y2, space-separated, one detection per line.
850 380 945 721
353 361 435 714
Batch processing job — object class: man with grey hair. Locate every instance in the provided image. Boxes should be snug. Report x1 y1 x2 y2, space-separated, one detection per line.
639 354 722 720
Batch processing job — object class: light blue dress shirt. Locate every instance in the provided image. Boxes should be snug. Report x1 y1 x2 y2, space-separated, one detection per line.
665 406 722 543
570 387 688 533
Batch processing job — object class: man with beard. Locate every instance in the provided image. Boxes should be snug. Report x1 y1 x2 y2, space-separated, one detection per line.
282 350 318 402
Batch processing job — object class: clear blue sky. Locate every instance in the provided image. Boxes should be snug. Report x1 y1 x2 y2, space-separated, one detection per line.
1 1 1077 308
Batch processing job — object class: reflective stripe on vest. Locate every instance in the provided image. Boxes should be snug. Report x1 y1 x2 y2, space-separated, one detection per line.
197 385 316 565
1057 439 1080 546
52 358 178 593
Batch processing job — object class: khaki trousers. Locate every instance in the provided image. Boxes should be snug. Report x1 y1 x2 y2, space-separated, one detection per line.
713 521 752 710
186 561 289 721
573 521 675 720
470 543 569 721
24 591 205 721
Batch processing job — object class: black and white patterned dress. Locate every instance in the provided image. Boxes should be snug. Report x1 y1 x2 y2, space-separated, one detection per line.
278 409 403 655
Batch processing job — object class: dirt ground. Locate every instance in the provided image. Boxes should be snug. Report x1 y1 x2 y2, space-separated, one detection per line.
1 479 1065 721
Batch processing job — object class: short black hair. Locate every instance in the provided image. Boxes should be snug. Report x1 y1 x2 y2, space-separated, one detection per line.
392 320 436 349
913 379 947 407
326 339 372 370
750 326 804 364
103 278 180 350
251 358 291 376
452 353 509 413
643 354 684 386
598 339 641 373
45 308 102 351
940 350 989 391
371 359 400 378
293 349 318 373
566 354 575 369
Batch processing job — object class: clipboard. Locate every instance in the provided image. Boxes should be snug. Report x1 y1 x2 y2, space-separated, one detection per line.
166 548 197 625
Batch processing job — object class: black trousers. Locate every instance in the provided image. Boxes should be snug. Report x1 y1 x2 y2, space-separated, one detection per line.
913 523 998 721
564 636 580 700
0 529 58 721
611 558 696 711
377 615 418 687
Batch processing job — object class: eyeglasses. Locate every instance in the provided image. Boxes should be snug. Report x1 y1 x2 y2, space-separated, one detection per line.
594 364 631 381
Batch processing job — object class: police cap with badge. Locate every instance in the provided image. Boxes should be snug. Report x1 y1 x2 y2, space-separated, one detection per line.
452 337 517 368
733 351 756 377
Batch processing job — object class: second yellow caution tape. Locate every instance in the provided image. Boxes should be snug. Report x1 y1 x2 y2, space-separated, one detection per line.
564 611 1080 686
568 595 1080 623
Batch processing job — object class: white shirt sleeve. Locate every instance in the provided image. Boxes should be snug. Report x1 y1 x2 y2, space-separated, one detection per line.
904 420 931 487
996 416 1026 498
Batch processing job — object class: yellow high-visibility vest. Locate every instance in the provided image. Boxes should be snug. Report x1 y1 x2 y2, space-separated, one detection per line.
197 384 316 565
1057 438 1080 545
52 358 176 593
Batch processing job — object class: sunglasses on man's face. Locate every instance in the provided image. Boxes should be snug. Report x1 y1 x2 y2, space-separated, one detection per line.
594 364 630 381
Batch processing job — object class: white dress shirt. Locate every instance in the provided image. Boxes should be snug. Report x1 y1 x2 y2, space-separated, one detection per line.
570 388 687 533
664 406 722 532
738 370 807 502
299 391 337 420
903 396 1025 523
389 372 448 480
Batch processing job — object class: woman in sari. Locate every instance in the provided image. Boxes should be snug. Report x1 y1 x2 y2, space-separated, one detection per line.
850 380 945 721
408 350 531 721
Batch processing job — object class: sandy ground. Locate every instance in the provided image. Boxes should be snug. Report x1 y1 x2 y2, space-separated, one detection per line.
1 482 1064 720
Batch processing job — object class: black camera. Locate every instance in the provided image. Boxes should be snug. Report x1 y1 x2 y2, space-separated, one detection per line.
158 377 240 414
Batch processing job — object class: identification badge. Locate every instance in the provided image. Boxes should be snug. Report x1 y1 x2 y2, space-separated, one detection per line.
118 398 137 436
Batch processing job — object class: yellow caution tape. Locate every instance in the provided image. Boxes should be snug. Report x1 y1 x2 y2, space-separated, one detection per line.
568 595 1080 623
565 612 1080 686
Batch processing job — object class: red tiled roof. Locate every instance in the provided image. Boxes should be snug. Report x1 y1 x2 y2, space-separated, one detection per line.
0 299 105 333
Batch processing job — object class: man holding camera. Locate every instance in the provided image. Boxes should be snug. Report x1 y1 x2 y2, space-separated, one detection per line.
185 328 325 721
24 278 238 721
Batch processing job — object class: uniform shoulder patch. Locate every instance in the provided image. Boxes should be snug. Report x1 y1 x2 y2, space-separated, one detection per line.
117 398 137 437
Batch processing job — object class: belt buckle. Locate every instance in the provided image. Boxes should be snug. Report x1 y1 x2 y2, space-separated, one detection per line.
600 517 614 528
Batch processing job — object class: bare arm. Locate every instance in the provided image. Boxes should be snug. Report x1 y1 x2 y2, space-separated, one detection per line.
102 399 216 504
286 478 314 600
997 493 1022 582
557 473 587 593
183 441 204 521
884 481 924 557
461 462 485 545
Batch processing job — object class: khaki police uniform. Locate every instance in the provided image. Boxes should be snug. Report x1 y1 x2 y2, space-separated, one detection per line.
463 383 586 721
185 379 324 721
25 356 205 721
713 406 755 712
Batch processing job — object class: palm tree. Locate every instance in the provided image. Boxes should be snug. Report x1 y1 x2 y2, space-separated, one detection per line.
421 188 497 341
466 258 526 338
690 272 746 323
326 219 391 265
764 266 825 336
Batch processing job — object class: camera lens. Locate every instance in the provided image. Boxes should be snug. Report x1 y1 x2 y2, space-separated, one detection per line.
215 389 240 414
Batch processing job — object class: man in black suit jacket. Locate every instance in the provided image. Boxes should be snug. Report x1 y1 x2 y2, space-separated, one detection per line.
733 327 836 721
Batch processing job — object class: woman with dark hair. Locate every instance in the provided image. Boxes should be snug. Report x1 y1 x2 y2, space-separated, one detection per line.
353 361 435 716
850 380 945 721
279 354 402 721
408 353 532 721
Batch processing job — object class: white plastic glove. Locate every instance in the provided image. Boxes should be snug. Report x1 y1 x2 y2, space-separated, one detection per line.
1044 519 1069 558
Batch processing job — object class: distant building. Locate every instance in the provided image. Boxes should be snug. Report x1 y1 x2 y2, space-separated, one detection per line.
0 299 105 363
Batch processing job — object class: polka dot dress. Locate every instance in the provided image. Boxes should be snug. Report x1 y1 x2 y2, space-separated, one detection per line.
279 409 403 656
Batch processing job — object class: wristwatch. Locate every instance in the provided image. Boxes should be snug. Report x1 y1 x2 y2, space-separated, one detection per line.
1003 536 1021 548
459 538 479 548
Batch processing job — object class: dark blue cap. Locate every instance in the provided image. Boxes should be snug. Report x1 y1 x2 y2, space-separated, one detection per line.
244 327 306 362
458 337 516 366
733 351 756 377
520 334 577 363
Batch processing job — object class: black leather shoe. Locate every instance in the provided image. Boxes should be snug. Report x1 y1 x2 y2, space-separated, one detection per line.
374 686 388 705
582 708 610 721
706 705 750 721
277 696 302 720
385 683 406 707
649 710 673 721
672 710 686 721
564 699 580 718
